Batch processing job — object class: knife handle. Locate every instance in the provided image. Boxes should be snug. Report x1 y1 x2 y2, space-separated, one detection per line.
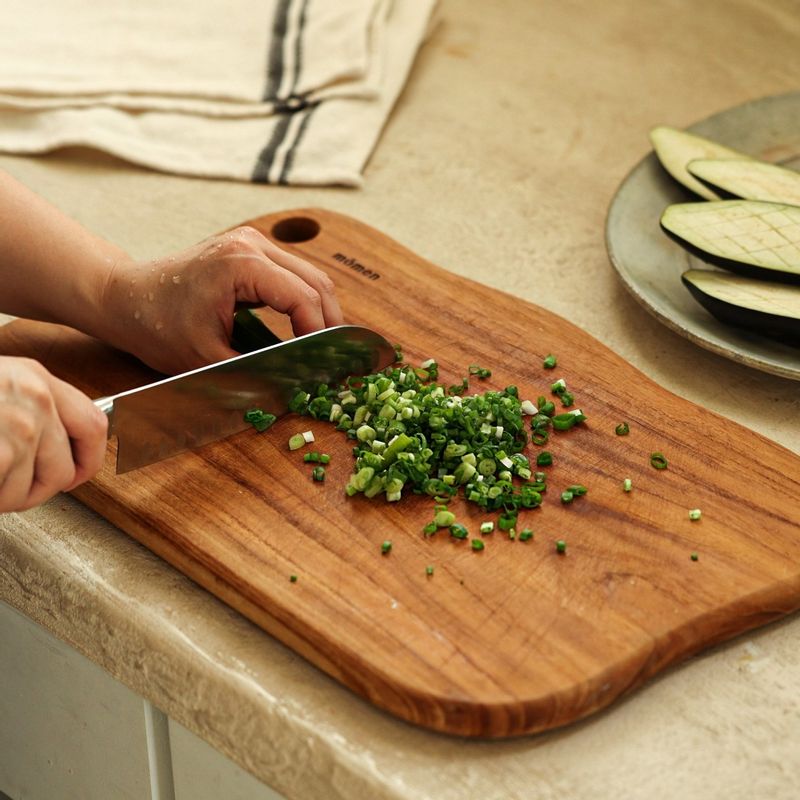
94 396 115 437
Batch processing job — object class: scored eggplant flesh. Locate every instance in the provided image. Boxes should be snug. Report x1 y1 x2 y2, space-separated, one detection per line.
649 126 750 200
687 158 800 206
661 200 800 284
682 269 800 342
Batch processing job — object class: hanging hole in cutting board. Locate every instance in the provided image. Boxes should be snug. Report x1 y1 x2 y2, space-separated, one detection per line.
271 216 321 243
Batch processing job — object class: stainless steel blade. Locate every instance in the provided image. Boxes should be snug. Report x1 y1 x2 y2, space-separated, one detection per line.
96 325 395 473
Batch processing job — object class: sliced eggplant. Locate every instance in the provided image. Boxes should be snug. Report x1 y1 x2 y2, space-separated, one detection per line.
649 126 750 200
682 269 800 341
661 200 800 284
687 158 800 206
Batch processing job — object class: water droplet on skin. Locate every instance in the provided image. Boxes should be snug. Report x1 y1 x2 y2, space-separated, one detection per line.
172 275 182 284
134 310 141 320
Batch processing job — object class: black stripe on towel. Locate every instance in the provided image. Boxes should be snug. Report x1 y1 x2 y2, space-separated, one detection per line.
278 101 320 185
263 0 292 101
289 0 310 98
251 113 294 183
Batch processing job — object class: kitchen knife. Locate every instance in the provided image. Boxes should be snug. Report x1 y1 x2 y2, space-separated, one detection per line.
94 325 395 474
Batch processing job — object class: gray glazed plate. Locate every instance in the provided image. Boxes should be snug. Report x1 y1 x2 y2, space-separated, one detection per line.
605 92 800 381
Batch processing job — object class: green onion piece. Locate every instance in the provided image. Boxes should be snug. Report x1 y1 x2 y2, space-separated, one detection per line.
690 552 699 562
498 512 517 531
615 422 630 436
471 539 485 551
561 490 574 504
423 522 437 536
450 523 469 539
543 354 557 369
303 452 320 463
381 540 392 554
560 391 574 408
290 574 298 582
319 453 331 464
468 365 492 379
623 478 632 493
480 521 495 534
311 466 325 481
434 509 456 528
567 484 588 496
536 451 553 467
555 540 567 554
243 408 277 432
288 433 306 451
508 528 516 540
519 529 533 542
531 430 549 446
426 565 434 576
650 452 669 470
393 344 404 362
689 508 702 521
550 378 567 395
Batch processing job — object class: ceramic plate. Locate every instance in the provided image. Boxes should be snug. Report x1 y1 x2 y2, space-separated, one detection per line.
605 92 800 381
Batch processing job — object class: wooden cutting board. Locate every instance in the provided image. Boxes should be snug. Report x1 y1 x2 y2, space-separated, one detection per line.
3 208 799 738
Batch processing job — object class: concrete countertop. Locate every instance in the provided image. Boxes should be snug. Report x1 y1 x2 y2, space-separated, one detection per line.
1 1 799 798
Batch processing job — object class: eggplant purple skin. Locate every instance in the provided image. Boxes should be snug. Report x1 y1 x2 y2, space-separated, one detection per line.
662 223 800 286
681 274 800 345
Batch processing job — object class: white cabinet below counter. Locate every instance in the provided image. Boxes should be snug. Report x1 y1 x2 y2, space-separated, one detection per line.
0 601 285 800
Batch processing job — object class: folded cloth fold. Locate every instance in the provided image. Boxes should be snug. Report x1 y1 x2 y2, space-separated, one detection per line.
0 0 438 186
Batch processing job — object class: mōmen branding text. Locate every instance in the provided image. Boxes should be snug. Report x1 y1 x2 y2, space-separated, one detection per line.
333 252 380 281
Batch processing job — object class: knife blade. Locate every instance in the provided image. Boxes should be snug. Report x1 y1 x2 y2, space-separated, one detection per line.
95 325 395 474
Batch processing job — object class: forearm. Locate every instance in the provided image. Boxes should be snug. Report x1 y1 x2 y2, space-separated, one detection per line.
0 170 132 336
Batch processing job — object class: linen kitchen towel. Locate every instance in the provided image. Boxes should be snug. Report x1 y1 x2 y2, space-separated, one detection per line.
0 0 438 186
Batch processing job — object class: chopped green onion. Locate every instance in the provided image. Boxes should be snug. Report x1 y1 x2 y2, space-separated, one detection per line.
567 484 587 496
543 354 557 369
650 452 668 470
551 411 586 431
561 490 574 504
555 539 567 554
689 508 702 521
381 540 392 554
302 430 315 443
498 512 517 530
536 451 553 467
423 522 437 536
507 528 516 540
426 564 434 576
480 521 495 535
311 466 325 481
559 391 574 408
615 422 630 436
319 453 331 464
434 509 456 528
550 378 567 395
519 529 533 542
303 452 320 463
243 408 277 432
623 478 632 493
690 552 699 562
468 365 492 379
290 574 298 582
288 433 306 450
471 539 485 551
450 523 469 539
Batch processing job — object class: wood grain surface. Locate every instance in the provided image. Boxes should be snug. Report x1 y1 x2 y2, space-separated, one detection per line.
3 208 799 738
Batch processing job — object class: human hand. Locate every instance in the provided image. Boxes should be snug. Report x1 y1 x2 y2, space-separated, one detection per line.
97 226 343 375
0 357 108 512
